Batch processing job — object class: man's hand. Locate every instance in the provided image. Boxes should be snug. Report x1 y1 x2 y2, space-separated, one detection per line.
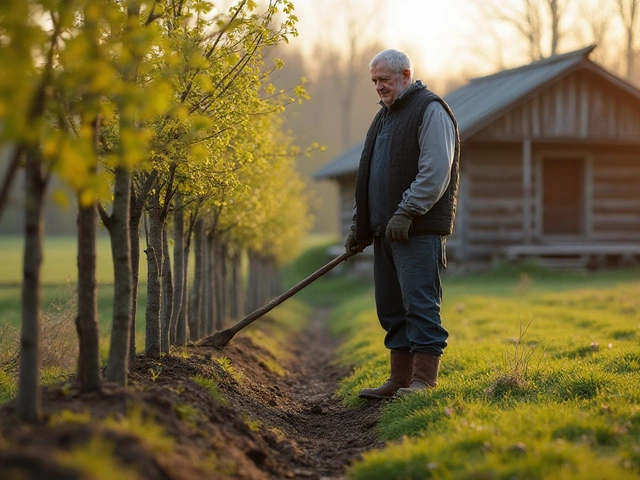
345 229 369 254
385 214 413 242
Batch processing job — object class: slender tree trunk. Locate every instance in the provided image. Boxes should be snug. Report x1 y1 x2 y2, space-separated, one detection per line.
207 232 217 333
145 193 163 358
0 145 21 223
128 186 141 368
75 8 102 395
221 243 231 326
618 0 638 79
204 231 215 335
258 255 269 308
190 218 205 340
129 171 157 362
18 147 47 422
75 115 102 392
214 242 226 330
229 250 243 321
178 229 191 344
548 0 560 56
161 224 173 353
214 240 225 330
270 258 281 299
76 200 102 392
104 0 140 385
105 167 133 385
245 252 258 314
171 195 185 345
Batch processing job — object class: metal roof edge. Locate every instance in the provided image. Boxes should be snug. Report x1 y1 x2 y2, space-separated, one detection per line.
469 45 595 85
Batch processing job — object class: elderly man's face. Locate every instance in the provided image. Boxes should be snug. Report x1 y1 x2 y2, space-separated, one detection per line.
370 59 412 106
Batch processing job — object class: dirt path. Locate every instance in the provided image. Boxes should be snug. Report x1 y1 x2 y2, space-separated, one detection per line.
223 308 384 479
279 308 383 479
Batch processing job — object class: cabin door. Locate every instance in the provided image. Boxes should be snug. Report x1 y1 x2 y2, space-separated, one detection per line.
542 158 585 235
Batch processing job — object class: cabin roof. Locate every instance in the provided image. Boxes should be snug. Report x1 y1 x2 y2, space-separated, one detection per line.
446 45 594 140
314 45 640 180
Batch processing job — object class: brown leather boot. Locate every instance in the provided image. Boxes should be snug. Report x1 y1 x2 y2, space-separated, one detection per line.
359 350 412 400
395 352 441 397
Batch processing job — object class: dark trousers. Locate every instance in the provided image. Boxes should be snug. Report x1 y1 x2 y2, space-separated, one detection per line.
373 234 449 355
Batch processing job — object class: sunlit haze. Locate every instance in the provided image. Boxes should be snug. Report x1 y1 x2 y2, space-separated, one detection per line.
288 0 472 78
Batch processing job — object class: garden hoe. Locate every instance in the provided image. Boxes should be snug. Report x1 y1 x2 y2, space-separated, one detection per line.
198 251 355 349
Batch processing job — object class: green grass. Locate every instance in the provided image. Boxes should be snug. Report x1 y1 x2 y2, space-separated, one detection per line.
0 235 126 286
281 237 373 307
324 263 640 480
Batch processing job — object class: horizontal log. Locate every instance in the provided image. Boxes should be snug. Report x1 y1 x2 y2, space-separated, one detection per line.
590 232 640 241
467 230 525 242
593 199 640 212
469 215 523 228
593 214 640 228
593 168 640 180
594 184 640 197
471 184 523 197
468 199 523 213
498 243 640 257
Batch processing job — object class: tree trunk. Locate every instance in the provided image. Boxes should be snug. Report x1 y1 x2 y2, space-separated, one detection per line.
75 12 102 395
171 195 185 345
178 228 191 345
204 231 215 335
145 193 163 358
105 167 133 385
245 252 258 314
214 241 225 331
229 250 243 322
128 186 141 369
129 171 158 362
548 0 560 56
18 146 47 422
216 241 230 331
75 192 102 392
222 244 231 325
190 218 205 340
161 223 173 353
258 255 269 308
618 0 639 79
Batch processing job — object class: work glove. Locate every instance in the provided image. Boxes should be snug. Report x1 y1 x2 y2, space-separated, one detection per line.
385 214 413 242
345 228 369 254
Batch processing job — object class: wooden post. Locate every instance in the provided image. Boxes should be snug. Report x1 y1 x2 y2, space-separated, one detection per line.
584 156 594 238
522 138 532 244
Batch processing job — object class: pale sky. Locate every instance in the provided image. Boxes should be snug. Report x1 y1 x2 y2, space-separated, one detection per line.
288 0 473 78
283 0 620 86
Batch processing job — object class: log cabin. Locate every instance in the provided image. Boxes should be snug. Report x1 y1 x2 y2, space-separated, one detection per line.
313 46 640 271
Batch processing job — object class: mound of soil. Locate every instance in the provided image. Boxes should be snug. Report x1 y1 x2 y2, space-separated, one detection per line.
0 309 384 479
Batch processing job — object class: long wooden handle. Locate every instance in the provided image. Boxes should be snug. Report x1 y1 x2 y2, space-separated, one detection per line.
227 251 353 337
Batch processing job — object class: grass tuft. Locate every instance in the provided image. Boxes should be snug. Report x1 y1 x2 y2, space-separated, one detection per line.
192 375 227 405
213 356 244 383
56 437 139 480
102 406 174 454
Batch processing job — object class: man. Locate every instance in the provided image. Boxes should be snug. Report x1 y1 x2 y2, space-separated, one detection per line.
345 49 460 399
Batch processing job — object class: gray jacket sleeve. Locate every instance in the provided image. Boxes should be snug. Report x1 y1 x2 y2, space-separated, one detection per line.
395 101 455 217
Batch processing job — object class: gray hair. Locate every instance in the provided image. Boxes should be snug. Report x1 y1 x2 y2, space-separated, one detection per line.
370 49 413 79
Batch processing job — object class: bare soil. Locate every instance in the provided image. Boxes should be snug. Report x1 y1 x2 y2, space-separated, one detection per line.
0 309 383 480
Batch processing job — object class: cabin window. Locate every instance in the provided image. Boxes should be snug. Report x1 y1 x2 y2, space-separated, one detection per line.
542 158 585 235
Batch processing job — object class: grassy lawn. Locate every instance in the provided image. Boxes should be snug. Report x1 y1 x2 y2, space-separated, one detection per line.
326 263 640 479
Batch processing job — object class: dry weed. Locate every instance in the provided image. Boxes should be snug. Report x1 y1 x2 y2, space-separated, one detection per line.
0 287 79 378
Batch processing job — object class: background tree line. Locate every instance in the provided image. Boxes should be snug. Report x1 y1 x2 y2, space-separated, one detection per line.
0 0 312 422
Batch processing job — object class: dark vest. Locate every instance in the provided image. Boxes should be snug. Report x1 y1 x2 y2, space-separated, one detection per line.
355 85 460 240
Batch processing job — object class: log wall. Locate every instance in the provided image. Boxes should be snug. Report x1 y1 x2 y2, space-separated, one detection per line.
474 70 640 141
